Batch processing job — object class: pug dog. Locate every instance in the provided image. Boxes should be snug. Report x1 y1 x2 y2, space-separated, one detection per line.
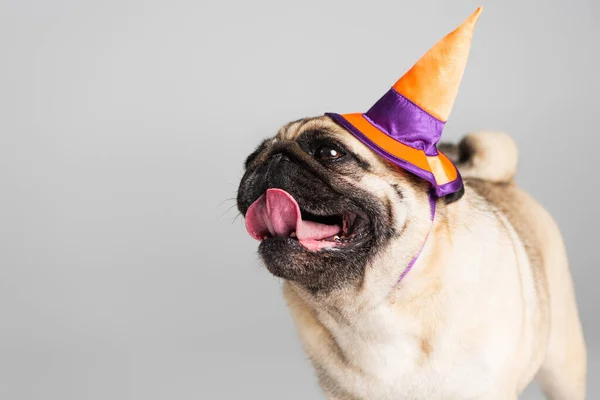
236 117 587 399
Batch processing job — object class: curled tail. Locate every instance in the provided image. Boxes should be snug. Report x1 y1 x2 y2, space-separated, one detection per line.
439 131 519 183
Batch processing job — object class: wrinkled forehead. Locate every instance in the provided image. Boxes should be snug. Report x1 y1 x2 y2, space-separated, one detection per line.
276 116 342 141
275 116 382 165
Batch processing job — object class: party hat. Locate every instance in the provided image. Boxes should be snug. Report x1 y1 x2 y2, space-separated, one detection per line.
326 7 482 197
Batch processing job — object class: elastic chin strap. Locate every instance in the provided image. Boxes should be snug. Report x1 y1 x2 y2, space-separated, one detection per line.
396 190 437 285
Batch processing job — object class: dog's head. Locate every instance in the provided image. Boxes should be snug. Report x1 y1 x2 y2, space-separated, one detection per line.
237 116 461 296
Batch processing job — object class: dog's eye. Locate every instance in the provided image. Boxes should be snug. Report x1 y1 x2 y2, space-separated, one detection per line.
315 146 345 161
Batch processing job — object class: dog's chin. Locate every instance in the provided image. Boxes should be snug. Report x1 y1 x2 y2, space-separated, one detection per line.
256 203 375 292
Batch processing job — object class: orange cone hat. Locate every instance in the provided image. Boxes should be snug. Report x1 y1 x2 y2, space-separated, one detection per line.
326 7 482 197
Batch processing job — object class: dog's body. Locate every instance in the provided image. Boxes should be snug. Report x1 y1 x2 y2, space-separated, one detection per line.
237 117 586 399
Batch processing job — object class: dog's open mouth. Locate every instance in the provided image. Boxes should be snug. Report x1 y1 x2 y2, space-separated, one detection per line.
245 188 364 251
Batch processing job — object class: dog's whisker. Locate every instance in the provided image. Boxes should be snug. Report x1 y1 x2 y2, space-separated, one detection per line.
231 212 242 224
217 203 240 220
216 197 237 208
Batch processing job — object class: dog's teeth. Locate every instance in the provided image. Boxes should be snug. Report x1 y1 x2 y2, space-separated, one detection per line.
263 236 269 240
334 235 341 242
290 232 297 238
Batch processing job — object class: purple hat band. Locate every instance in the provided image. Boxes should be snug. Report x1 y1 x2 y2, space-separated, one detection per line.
365 88 445 157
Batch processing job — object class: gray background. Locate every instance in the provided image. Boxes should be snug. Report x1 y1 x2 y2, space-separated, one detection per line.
0 0 597 399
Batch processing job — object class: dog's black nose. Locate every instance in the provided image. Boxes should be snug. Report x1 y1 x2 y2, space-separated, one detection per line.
270 153 291 163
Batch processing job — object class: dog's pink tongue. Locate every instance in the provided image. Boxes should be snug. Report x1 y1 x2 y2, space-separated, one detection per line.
245 188 341 250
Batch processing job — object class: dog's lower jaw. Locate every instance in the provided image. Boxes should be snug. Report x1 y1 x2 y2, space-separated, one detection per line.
279 193 435 305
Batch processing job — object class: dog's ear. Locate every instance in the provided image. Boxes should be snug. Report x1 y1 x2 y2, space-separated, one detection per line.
443 184 464 204
437 142 461 164
436 142 465 204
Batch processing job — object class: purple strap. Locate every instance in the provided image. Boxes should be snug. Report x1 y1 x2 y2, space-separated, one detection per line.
396 191 437 284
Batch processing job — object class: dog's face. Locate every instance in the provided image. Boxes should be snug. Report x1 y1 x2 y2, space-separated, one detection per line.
237 116 438 295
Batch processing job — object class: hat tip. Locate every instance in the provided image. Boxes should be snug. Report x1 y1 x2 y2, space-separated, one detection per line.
471 6 483 21
461 6 483 30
